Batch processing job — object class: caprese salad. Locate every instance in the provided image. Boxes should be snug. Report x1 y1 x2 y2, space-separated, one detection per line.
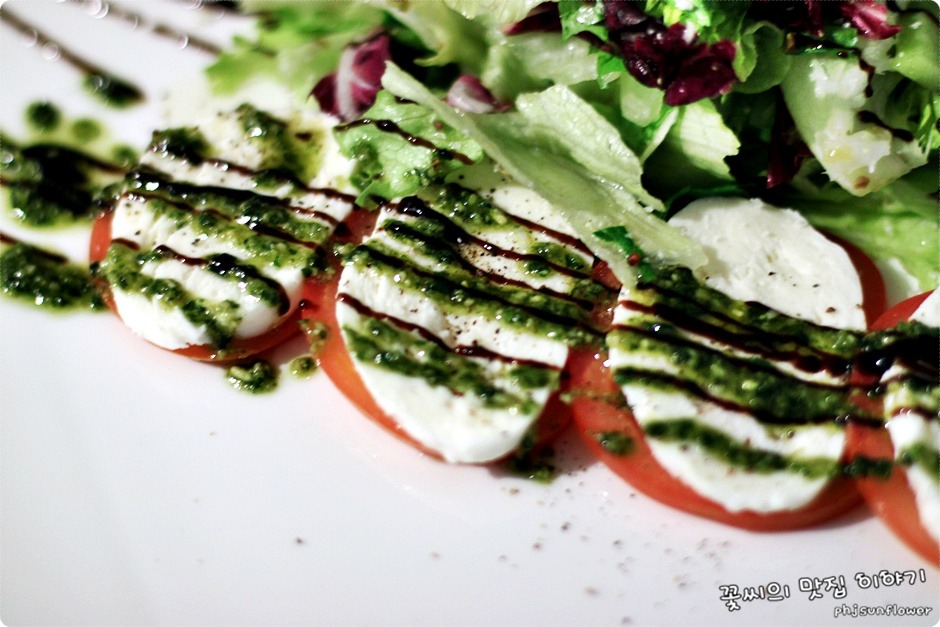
1 0 937 565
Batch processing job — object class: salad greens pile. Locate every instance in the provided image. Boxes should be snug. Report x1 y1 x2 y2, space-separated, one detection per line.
209 0 938 290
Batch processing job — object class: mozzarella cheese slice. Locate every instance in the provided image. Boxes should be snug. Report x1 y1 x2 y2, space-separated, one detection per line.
100 103 356 352
609 197 866 513
337 176 605 463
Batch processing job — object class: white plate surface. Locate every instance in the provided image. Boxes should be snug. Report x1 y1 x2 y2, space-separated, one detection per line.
1 1 937 625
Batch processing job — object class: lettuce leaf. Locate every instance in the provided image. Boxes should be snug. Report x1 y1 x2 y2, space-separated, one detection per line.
790 164 939 292
642 97 740 196
377 0 488 71
334 90 484 201
381 63 705 284
443 0 544 26
208 1 385 98
781 54 933 196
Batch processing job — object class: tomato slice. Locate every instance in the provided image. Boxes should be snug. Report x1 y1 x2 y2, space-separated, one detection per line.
872 291 932 331
846 289 939 565
568 234 886 530
824 232 887 327
90 210 323 363
300 268 572 461
846 422 939 565
299 273 440 457
301 205 576 462
568 347 861 531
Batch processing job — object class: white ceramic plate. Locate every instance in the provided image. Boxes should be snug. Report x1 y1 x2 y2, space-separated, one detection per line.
1 1 937 625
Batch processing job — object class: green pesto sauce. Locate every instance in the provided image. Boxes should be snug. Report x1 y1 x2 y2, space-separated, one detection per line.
375 221 590 324
0 241 104 311
346 244 597 347
100 243 242 348
343 316 546 413
3 104 133 227
898 442 940 481
842 455 894 480
644 419 841 479
506 450 557 483
1 137 112 226
594 431 635 456
638 266 864 358
126 169 332 247
423 186 592 269
237 104 325 184
509 364 556 390
150 127 210 163
608 327 861 424
289 355 318 379
71 119 102 143
111 145 138 169
299 318 329 359
528 240 589 274
83 72 144 109
114 192 326 276
226 360 278 394
26 102 61 133
423 185 511 230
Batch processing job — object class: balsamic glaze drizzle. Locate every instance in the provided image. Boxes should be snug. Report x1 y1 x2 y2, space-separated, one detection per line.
337 292 558 370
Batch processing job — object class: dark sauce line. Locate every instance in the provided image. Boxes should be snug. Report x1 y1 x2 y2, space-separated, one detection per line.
0 231 68 263
171 0 241 14
880 362 938 389
387 198 599 304
618 299 852 377
336 292 558 370
857 110 916 142
610 321 851 389
66 0 223 55
354 244 603 340
634 282 862 365
0 6 144 103
1 143 127 179
390 196 595 281
614 366 882 427
888 406 938 422
150 244 290 315
504 211 594 258
380 218 595 313
148 146 359 204
131 167 346 228
121 190 320 251
337 118 475 165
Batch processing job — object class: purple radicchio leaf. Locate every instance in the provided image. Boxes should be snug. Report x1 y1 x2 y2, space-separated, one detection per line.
749 0 827 37
445 75 507 113
603 1 737 106
767 95 812 188
749 0 901 41
312 33 390 121
503 2 561 35
840 0 901 40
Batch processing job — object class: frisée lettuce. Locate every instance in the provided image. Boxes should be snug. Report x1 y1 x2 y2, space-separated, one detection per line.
220 0 938 293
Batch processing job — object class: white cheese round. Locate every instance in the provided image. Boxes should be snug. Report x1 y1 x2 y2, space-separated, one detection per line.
610 196 866 513
668 197 866 331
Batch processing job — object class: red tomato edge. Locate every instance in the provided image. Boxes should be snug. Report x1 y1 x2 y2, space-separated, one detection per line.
846 289 939 566
300 273 572 462
89 210 305 363
567 347 862 531
823 232 887 327
845 422 939 565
